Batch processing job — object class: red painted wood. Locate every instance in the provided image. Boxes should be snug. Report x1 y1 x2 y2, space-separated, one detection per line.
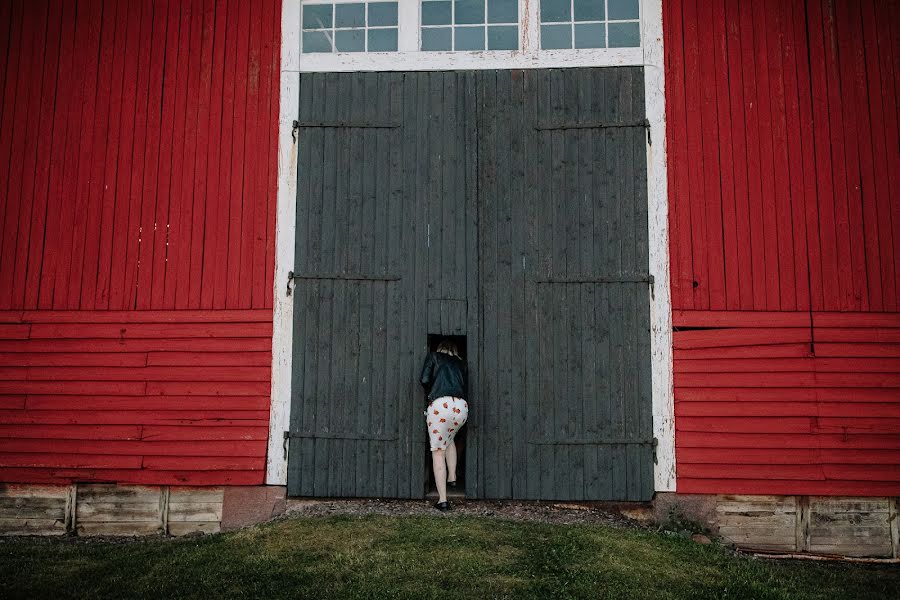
0 467 263 485
0 337 273 353
680 447 900 465
0 410 268 425
28 322 271 339
0 439 267 456
0 453 143 469
142 455 263 470
679 479 900 496
677 402 900 418
24 395 270 411
676 387 900 403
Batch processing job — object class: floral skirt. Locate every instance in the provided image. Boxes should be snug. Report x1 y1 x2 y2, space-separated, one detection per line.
424 396 468 451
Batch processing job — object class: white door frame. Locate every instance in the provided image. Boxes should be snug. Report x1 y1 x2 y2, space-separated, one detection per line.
266 0 675 493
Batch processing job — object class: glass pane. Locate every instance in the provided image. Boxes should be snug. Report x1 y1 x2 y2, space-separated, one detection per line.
574 22 604 48
455 26 485 50
488 25 518 50
422 1 452 25
455 0 486 24
573 0 604 21
302 5 332 29
541 23 571 48
488 0 518 24
302 30 332 52
608 22 639 47
335 3 365 28
608 0 639 20
368 27 398 51
422 27 452 50
368 2 399 26
335 29 365 51
540 0 571 23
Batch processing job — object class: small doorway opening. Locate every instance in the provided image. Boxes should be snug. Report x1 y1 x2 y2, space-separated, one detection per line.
425 334 468 499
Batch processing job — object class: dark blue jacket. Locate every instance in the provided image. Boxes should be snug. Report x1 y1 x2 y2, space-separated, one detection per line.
420 351 467 403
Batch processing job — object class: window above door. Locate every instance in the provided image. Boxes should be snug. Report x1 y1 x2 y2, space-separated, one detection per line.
291 0 649 70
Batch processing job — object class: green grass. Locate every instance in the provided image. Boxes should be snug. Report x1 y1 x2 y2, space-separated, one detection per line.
1 515 896 599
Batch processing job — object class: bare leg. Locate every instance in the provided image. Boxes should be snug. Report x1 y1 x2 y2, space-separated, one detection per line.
432 449 447 503
445 439 457 483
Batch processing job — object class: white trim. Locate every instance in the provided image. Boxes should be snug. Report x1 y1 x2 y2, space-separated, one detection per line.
266 0 675 492
641 0 675 492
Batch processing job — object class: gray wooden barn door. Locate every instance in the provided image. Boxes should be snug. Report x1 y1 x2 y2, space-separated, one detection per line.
472 68 654 501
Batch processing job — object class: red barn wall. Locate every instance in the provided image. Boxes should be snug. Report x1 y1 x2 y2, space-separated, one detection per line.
666 0 899 496
0 0 280 485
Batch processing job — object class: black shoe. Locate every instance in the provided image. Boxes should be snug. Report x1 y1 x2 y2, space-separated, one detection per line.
434 501 450 512
447 480 457 489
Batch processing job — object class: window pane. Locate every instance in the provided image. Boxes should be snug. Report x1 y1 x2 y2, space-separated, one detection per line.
541 24 571 48
574 22 604 48
455 0 486 24
608 0 639 20
573 0 604 21
422 27 452 50
302 30 333 52
488 25 517 50
335 28 365 51
540 0 571 23
368 2 398 26
303 5 332 29
335 3 365 28
456 26 485 50
488 0 517 23
608 22 639 46
368 27 398 50
422 1 452 25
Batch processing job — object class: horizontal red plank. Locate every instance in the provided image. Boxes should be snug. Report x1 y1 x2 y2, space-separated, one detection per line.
21 366 269 382
675 387 900 402
0 368 27 380
146 351 271 366
0 352 148 367
0 424 142 440
139 425 269 441
0 381 147 395
677 431 900 449
0 467 264 485
814 343 900 358
146 381 270 396
813 313 900 328
674 357 900 373
677 416 900 435
0 453 142 469
678 447 900 465
0 325 30 339
0 439 267 457
24 395 270 411
142 455 264 470
0 396 25 409
673 311 811 328
29 322 272 339
675 372 900 388
677 479 900 496
674 328 811 349
0 338 273 353
814 329 900 343
675 402 900 418
680 463 900 482
675 344 813 359
0 309 273 324
0 409 269 425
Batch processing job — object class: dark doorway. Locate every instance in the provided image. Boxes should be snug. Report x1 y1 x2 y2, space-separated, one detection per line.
425 335 469 496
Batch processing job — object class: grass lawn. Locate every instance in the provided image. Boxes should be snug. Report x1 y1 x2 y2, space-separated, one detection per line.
1 514 897 599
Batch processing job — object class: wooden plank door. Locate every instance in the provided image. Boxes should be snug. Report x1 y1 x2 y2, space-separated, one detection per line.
473 68 654 501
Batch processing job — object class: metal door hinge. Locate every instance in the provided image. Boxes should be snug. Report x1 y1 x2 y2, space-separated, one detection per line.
652 437 659 464
286 271 295 296
283 430 290 459
291 120 300 142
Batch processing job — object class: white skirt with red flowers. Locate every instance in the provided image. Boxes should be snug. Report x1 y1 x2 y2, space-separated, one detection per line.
423 396 468 451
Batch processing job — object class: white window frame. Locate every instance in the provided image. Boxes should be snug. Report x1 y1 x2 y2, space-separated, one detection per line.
294 0 643 71
269 0 674 493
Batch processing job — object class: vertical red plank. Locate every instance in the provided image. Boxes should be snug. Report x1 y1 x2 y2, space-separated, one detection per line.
682 0 707 309
248 0 267 309
199 0 228 310
0 1 12 126
750 0 781 311
8 1 50 309
231 0 253 310
79 0 120 311
95 0 126 309
175 0 204 309
779 0 811 312
890 0 900 308
263 0 280 310
189 0 216 309
135 0 170 310
164 0 195 309
0 0 28 310
24 1 63 309
697 0 725 310
739 0 766 310
663 0 680 309
63 0 104 309
107 0 143 310
150 0 183 309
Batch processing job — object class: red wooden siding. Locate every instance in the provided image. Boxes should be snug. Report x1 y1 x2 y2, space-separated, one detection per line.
666 0 899 496
0 0 280 485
